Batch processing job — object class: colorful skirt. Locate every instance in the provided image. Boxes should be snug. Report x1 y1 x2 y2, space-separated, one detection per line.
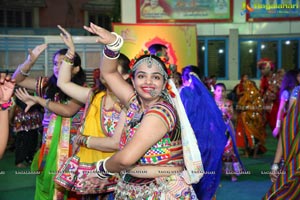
114 173 198 200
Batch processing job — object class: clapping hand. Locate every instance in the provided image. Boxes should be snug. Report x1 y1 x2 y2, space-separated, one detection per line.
27 44 48 64
0 73 15 103
15 88 37 112
83 22 117 45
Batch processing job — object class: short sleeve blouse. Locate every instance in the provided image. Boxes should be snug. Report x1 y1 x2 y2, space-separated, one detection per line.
119 94 183 166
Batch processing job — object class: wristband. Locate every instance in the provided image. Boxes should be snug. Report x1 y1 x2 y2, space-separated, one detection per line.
276 119 281 128
0 98 14 111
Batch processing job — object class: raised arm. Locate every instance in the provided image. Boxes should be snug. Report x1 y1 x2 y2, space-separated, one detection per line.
272 96 287 137
57 25 91 103
12 44 48 90
0 73 15 159
83 23 134 105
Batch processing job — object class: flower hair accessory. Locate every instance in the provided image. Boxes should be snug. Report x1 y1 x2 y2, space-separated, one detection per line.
257 58 274 71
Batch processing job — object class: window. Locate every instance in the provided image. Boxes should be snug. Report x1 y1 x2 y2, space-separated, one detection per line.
88 13 112 32
0 8 33 28
239 38 300 79
261 40 278 71
197 38 228 79
197 40 205 77
281 40 298 71
240 40 258 78
25 11 33 27
208 40 226 78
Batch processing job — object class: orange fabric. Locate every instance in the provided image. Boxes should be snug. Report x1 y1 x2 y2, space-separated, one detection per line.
235 80 266 149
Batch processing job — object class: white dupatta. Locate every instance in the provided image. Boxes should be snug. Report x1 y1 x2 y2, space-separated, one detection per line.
168 79 204 184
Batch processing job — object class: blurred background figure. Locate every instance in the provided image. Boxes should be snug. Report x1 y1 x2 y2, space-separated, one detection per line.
236 80 266 158
214 83 244 182
10 93 43 168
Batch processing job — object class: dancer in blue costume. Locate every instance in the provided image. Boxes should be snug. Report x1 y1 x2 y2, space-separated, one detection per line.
180 65 227 200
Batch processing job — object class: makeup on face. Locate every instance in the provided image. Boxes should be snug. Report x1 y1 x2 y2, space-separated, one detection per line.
53 54 64 77
133 56 168 81
134 65 165 98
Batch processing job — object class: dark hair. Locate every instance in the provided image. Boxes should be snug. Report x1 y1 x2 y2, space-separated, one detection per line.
279 69 298 96
214 82 226 91
46 48 86 101
241 74 248 80
118 53 132 85
118 53 130 75
181 65 201 82
131 54 168 80
173 71 182 87
148 43 167 55
95 53 131 93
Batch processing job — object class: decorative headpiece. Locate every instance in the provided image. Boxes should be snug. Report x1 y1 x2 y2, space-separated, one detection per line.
129 50 172 80
257 58 275 71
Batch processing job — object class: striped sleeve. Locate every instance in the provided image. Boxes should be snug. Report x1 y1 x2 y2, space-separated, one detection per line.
35 76 49 97
144 102 176 131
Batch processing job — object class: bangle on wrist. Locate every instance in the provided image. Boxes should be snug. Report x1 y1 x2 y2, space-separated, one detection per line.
106 32 124 52
45 98 51 109
96 160 110 179
63 56 74 65
271 163 280 171
102 157 115 176
276 119 281 128
0 98 14 111
86 136 91 148
96 157 114 180
76 135 87 147
103 46 120 60
19 65 30 76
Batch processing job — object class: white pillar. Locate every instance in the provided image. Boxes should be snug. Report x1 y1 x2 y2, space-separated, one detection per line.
121 0 136 23
228 29 239 80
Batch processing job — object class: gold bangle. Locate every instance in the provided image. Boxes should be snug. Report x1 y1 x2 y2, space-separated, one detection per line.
63 56 74 65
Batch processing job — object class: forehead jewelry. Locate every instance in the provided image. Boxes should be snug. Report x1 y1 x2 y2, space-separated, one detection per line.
147 55 153 68
132 57 168 80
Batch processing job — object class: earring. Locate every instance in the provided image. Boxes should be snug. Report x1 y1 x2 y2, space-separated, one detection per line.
160 89 167 97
